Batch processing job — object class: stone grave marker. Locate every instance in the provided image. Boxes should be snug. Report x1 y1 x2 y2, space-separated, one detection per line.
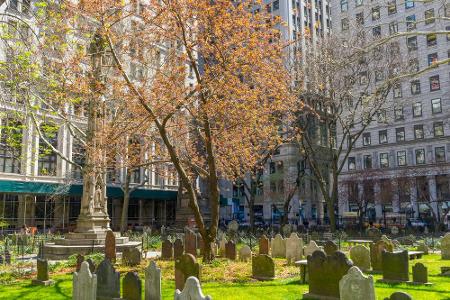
219 236 227 256
161 239 174 260
123 272 142 300
185 229 197 257
32 258 54 286
339 266 375 300
304 240 321 257
440 266 450 276
96 259 120 300
174 276 212 300
310 231 320 242
104 229 116 263
73 261 97 300
76 254 85 272
271 234 286 258
259 235 269 255
282 224 291 237
324 240 338 256
379 250 409 283
86 258 96 273
239 245 252 262
370 240 394 271
175 253 200 290
391 226 399 235
123 248 141 266
252 254 275 280
384 291 413 300
225 240 237 260
441 233 450 260
286 232 303 264
303 250 353 300
412 262 431 285
174 238 184 259
367 227 382 240
349 245 371 271
416 242 429 255
145 261 161 300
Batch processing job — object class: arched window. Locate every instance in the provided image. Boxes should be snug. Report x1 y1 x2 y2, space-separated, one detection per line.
0 118 23 174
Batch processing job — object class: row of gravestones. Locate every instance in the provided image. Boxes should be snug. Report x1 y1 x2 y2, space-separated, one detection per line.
73 258 212 300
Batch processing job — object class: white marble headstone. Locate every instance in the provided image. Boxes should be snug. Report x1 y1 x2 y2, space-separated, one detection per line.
73 261 97 300
174 276 212 300
145 261 161 300
339 266 375 300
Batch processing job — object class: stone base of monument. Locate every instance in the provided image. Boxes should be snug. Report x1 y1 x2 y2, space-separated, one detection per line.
302 293 339 300
32 279 54 286
252 275 275 281
43 232 141 260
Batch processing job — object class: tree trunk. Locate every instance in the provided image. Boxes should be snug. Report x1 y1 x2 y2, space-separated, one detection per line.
202 235 215 262
120 171 131 233
328 176 339 232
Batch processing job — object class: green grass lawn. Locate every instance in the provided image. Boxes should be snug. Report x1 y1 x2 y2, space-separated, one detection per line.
0 254 449 300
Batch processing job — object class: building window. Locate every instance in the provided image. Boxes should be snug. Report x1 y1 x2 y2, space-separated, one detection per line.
380 153 389 168
396 127 405 142
359 71 368 85
405 0 414 9
341 0 348 12
434 122 444 137
393 84 402 98
389 21 398 35
424 9 435 24
270 181 276 193
415 149 425 165
394 106 404 120
377 110 387 123
379 130 388 144
356 12 364 25
363 155 372 169
372 26 381 37
355 0 363 7
429 75 440 91
372 6 380 20
273 0 279 11
348 157 356 170
363 132 371 146
435 147 446 163
375 69 384 82
269 162 276 174
38 125 58 176
9 0 18 10
406 15 416 31
341 18 349 31
427 34 437 47
407 36 417 51
414 124 424 139
0 119 22 174
388 0 397 15
431 98 442 114
428 53 438 66
397 151 407 166
411 80 421 95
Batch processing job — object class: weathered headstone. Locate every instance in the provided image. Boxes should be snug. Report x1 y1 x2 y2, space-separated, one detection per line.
185 230 197 257
175 254 200 290
219 236 227 256
441 266 450 276
174 276 212 300
96 259 120 300
123 248 142 266
271 234 286 258
370 240 394 271
76 254 85 272
379 250 409 283
349 245 371 271
32 258 54 286
174 238 184 259
441 233 450 260
281 224 291 237
416 242 429 255
225 240 237 260
286 232 303 264
161 239 174 260
145 261 161 300
123 272 142 300
252 254 275 280
73 261 97 300
303 250 353 300
324 240 338 256
86 258 96 273
259 235 269 255
304 240 321 257
239 245 252 262
384 291 413 300
339 266 375 300
412 262 431 285
104 229 116 263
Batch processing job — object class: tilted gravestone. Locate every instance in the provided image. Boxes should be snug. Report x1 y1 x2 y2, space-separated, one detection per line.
379 250 409 283
412 262 431 285
175 253 200 290
174 276 212 300
239 245 252 262
324 240 338 256
123 272 142 300
73 261 97 300
339 266 375 300
185 230 197 257
303 240 321 257
174 238 184 259
441 233 450 260
259 235 270 255
349 245 371 271
271 234 286 258
286 232 303 264
76 254 85 272
225 240 237 260
86 258 96 273
252 254 275 280
96 259 120 300
304 250 353 300
161 239 174 260
104 229 116 263
370 240 394 271
384 291 413 300
145 261 161 300
32 258 54 286
122 248 142 266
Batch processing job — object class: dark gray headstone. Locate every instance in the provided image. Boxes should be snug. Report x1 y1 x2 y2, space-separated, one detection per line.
123 272 142 300
122 248 141 266
370 240 394 271
252 254 275 280
324 240 338 256
161 239 173 260
412 262 428 283
86 258 96 273
305 250 353 299
175 253 200 291
385 291 413 300
76 254 85 272
381 250 409 282
184 230 197 257
174 238 184 259
225 241 236 260
96 259 120 300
